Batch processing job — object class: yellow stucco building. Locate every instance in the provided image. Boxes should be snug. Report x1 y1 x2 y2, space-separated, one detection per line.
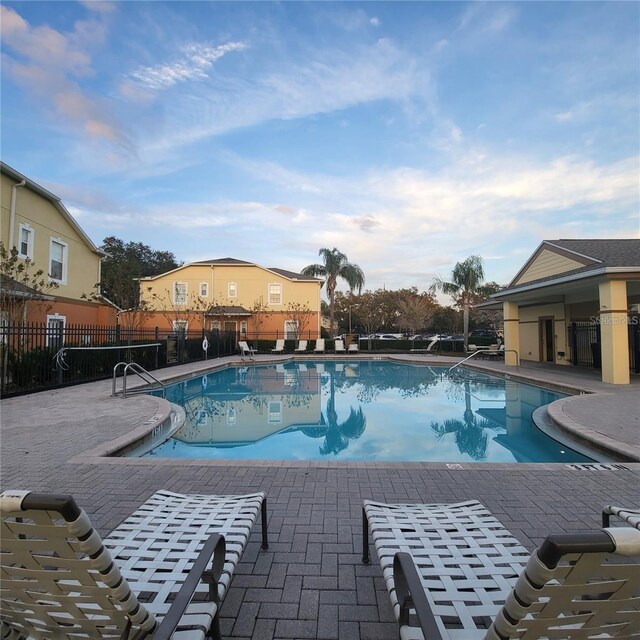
483 239 640 385
132 257 322 339
0 162 116 328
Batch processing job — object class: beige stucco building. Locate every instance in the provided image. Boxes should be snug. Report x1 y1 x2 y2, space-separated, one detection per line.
483 239 640 385
0 162 116 328
132 257 322 339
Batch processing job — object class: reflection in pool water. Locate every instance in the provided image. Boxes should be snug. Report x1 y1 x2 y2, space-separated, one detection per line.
143 361 592 462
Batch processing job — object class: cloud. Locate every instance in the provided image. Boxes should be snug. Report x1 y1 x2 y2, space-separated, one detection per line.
142 38 422 155
0 6 91 75
456 3 516 35
353 216 381 231
370 17 381 27
128 41 246 90
0 6 129 149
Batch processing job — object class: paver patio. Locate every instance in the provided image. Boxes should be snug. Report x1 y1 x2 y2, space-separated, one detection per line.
1 355 639 640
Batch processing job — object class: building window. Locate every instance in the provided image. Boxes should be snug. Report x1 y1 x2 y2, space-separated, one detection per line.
240 320 247 335
210 320 221 331
46 314 66 349
268 283 282 305
49 238 67 284
285 320 299 340
268 401 282 424
228 282 237 298
172 320 188 334
200 282 209 297
18 224 34 259
173 282 187 305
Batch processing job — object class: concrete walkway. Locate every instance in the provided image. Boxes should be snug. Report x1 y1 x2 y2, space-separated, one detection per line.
1 354 639 640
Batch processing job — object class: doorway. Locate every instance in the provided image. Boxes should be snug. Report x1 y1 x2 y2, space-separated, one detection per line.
538 317 555 362
224 321 236 333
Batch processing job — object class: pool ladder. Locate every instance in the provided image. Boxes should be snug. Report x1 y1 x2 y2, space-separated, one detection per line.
112 362 165 398
448 349 519 372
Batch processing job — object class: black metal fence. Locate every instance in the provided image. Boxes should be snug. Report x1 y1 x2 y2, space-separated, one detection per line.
567 322 600 368
0 323 238 398
568 320 639 373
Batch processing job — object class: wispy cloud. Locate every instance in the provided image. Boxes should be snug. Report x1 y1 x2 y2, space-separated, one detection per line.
128 41 246 90
140 38 422 155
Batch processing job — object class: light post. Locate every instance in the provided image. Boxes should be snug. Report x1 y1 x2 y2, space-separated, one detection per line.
348 306 352 334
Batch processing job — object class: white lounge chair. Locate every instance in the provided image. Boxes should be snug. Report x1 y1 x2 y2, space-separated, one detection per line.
348 342 359 353
314 338 325 353
409 337 439 356
271 339 285 354
363 499 640 640
294 340 308 353
238 340 256 357
1 489 268 640
334 339 346 354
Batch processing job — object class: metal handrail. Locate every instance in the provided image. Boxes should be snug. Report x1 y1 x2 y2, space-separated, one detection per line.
112 361 165 398
448 348 519 372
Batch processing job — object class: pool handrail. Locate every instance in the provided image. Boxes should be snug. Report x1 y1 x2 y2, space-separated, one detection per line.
448 348 519 372
112 362 165 398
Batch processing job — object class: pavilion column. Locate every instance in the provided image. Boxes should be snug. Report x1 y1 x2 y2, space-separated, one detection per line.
503 302 520 366
598 280 630 385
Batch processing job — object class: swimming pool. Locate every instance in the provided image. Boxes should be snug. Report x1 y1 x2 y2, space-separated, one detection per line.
142 361 591 463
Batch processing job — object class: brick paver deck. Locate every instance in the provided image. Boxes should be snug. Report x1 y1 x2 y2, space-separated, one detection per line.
2 356 639 639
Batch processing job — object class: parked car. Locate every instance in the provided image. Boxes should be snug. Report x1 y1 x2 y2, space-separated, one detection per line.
470 329 499 340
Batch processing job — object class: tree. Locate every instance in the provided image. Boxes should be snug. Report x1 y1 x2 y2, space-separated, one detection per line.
283 301 312 341
430 255 485 349
302 248 364 337
249 297 268 339
100 236 181 310
395 291 437 334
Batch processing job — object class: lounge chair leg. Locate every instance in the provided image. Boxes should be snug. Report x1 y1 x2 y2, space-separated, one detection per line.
208 611 222 640
362 507 370 564
261 498 269 550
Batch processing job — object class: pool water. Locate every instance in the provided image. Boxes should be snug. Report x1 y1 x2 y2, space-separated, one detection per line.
144 361 592 463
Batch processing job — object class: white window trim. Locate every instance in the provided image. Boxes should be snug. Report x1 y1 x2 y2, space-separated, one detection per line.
18 223 34 260
228 282 237 298
173 281 188 305
284 320 299 340
49 237 68 285
200 282 209 297
268 401 282 424
172 320 188 333
268 282 283 305
46 314 66 347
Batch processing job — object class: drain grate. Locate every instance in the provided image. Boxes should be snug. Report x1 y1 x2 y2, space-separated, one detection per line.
565 463 629 471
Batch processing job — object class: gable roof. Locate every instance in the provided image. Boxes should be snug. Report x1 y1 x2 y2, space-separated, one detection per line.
503 239 640 293
191 258 253 266
139 258 322 283
0 162 105 257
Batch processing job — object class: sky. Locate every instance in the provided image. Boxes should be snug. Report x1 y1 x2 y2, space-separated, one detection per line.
1 1 639 300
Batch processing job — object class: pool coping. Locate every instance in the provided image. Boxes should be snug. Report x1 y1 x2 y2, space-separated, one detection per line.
67 355 640 469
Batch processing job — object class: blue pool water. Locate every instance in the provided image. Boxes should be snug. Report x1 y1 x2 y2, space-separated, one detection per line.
143 361 592 463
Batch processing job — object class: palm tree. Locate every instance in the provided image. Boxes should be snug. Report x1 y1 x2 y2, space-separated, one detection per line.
430 255 485 349
319 367 367 456
302 248 364 337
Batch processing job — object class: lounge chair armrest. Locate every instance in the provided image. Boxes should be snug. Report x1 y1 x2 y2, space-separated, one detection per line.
393 552 443 640
602 505 640 529
152 533 226 640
